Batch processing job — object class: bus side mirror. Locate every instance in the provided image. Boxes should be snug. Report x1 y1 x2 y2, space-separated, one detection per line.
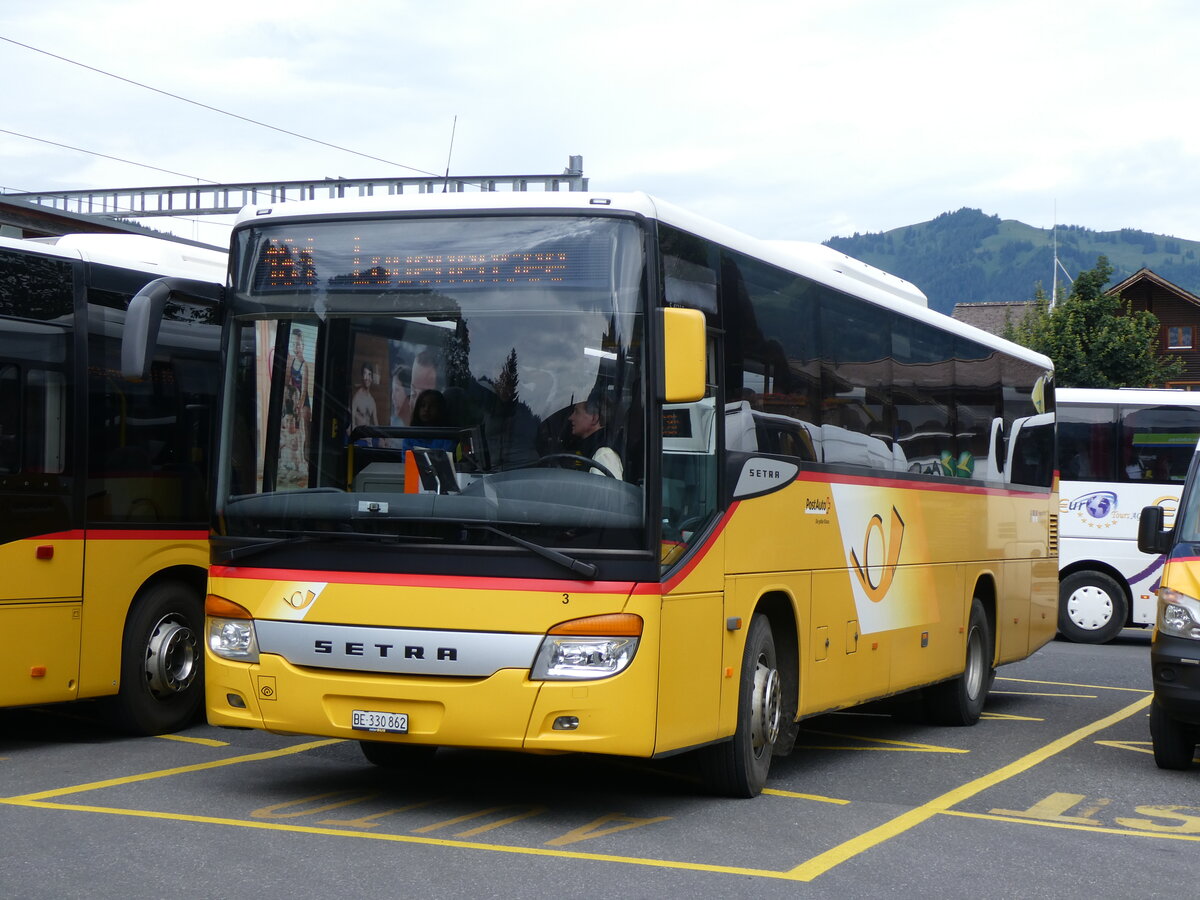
121 277 224 380
1138 505 1172 555
659 307 706 403
122 279 171 380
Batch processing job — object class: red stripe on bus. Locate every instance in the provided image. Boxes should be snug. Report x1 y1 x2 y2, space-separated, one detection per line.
13 530 86 542
209 564 656 596
11 529 207 542
795 469 1052 498
87 530 208 541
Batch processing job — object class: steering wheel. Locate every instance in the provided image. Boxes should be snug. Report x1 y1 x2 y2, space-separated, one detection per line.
530 452 618 480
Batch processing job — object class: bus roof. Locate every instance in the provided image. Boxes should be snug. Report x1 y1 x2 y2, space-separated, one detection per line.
233 190 1052 371
0 233 226 283
1057 387 1199 406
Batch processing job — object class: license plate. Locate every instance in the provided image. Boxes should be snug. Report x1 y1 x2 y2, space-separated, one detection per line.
351 709 408 734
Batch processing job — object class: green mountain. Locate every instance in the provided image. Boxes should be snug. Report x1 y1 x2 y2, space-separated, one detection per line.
823 208 1200 316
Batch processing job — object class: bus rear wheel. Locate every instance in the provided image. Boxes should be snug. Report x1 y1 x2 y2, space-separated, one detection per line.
700 614 781 798
111 581 204 735
1150 701 1196 770
923 598 993 726
1058 571 1126 644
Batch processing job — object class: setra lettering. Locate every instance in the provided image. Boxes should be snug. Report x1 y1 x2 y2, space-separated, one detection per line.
748 468 780 479
310 638 462 663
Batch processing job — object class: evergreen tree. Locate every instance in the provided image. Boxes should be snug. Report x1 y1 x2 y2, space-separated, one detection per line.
1003 255 1184 388
496 348 520 403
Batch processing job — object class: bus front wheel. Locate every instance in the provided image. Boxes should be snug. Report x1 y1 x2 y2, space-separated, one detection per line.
700 614 781 798
1058 571 1127 644
1150 701 1196 770
112 581 204 735
923 598 993 726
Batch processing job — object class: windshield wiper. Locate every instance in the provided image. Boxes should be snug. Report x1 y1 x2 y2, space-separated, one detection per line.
219 521 596 579
464 524 597 579
217 529 438 563
348 515 598 579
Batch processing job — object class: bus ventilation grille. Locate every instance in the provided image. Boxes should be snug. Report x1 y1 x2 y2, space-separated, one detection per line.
1048 512 1058 555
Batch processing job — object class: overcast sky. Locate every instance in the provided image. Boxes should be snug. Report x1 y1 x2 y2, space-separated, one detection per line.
3 0 1200 250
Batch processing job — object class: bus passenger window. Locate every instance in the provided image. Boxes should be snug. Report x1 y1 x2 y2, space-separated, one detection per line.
0 365 17 472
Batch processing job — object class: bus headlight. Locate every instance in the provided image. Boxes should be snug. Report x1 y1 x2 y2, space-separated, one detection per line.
1158 587 1200 641
209 618 260 661
531 613 642 681
206 594 260 662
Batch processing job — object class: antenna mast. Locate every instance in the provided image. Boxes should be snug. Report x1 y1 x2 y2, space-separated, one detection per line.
1049 203 1074 308
1051 217 1057 309
441 116 458 193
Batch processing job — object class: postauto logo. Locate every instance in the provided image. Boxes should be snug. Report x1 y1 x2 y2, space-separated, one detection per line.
1068 490 1118 521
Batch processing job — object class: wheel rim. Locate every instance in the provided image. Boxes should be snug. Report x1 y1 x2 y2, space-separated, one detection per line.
750 657 781 757
144 614 198 698
1066 584 1114 631
964 625 984 701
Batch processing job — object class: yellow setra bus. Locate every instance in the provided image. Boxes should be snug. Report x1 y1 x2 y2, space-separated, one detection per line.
188 192 1057 796
0 232 224 734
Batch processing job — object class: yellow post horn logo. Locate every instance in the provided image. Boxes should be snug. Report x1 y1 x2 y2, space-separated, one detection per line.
850 507 905 603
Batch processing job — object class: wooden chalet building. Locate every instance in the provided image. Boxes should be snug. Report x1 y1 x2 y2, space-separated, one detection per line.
1110 268 1200 389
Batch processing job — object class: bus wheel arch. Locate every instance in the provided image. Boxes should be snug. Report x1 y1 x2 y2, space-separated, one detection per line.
110 566 206 735
1058 567 1129 644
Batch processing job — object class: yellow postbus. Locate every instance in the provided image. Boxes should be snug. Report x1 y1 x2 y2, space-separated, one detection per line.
0 233 224 734
1138 440 1200 769
193 192 1057 796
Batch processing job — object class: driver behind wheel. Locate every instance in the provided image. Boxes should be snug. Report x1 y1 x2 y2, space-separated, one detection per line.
568 393 623 479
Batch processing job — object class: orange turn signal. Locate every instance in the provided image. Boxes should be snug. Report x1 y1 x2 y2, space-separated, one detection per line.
206 594 253 619
548 613 643 636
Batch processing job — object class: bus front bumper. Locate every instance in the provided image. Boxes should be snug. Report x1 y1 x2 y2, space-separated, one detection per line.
1151 631 1200 727
206 652 658 757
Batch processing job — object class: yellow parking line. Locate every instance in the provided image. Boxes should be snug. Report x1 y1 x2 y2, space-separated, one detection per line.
762 789 850 804
2 739 343 802
0 799 801 881
156 734 230 748
980 713 1044 721
783 693 1152 882
0 695 1161 883
941 809 1200 842
800 730 967 753
990 691 1097 698
995 677 1152 694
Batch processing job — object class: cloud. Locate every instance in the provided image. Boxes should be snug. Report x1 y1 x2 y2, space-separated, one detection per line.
5 0 1200 248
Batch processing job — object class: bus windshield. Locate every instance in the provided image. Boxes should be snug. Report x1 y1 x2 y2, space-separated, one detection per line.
218 214 649 564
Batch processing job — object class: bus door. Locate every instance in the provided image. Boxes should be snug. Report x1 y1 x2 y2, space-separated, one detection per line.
0 319 83 705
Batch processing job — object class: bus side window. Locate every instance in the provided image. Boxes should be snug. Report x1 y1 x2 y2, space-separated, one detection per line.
1009 415 1055 487
661 336 718 567
1122 404 1200 485
0 364 17 472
